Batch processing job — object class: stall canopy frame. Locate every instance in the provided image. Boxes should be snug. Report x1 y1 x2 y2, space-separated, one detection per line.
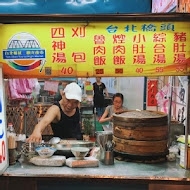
0 13 189 169
0 13 189 23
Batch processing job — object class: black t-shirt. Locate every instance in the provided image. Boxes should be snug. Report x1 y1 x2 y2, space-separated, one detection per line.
93 82 106 107
51 102 82 140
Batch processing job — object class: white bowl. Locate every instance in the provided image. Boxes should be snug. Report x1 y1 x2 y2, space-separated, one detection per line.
71 147 89 160
49 137 61 144
36 147 56 158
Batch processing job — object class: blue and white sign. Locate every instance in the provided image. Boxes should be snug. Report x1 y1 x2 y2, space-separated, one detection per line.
0 66 8 175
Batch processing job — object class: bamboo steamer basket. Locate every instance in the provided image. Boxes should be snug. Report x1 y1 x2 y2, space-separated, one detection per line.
113 110 168 156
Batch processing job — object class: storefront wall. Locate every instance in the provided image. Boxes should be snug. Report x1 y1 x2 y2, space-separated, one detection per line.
0 1 190 190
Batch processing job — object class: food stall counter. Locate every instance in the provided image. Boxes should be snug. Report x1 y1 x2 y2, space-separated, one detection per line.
1 159 190 190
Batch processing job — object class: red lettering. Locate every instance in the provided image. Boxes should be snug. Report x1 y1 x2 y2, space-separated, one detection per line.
51 28 65 38
0 140 6 163
95 69 104 75
136 68 143 73
2 140 5 161
176 66 185 72
72 52 86 63
113 56 125 65
94 56 106 65
115 68 123 74
94 35 105 45
72 27 86 38
61 67 74 75
113 45 125 54
155 67 164 73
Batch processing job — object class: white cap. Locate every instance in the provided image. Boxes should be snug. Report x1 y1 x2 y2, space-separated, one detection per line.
63 82 82 102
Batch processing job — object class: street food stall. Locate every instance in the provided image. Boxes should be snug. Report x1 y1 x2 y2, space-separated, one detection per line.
0 13 190 190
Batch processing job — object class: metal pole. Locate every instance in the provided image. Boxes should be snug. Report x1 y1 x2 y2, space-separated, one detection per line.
184 76 190 169
143 77 147 110
168 76 174 147
94 107 96 132
24 107 27 137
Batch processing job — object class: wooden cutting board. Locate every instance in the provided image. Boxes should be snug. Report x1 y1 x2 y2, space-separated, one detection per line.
66 157 99 168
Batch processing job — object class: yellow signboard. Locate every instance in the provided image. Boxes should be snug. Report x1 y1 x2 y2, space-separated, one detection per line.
0 22 190 78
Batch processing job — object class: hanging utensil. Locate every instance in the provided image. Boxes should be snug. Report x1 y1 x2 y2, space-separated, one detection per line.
105 140 114 151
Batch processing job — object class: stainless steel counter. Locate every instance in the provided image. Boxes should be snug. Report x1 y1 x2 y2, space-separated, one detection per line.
3 159 190 183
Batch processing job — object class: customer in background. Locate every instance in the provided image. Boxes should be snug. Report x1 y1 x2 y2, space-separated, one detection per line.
99 93 127 124
27 82 82 143
54 81 68 102
93 77 109 119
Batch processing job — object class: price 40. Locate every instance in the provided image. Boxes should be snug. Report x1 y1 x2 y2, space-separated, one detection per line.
61 67 74 75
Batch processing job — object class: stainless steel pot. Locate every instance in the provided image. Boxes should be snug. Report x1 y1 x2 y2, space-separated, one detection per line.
95 131 113 162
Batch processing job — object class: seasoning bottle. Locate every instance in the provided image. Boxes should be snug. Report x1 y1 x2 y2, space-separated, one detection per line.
7 123 16 165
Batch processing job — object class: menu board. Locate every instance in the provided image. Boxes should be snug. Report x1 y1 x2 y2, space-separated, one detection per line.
0 22 190 78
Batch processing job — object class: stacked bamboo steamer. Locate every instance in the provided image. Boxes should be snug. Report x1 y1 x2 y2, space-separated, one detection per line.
113 110 168 157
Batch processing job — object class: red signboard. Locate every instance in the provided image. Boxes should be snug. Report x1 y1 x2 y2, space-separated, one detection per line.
147 80 158 106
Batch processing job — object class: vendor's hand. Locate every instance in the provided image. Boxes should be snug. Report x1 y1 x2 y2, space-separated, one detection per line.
109 115 113 120
26 132 42 143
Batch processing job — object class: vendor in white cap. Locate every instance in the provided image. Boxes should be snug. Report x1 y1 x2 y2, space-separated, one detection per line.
27 82 82 143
